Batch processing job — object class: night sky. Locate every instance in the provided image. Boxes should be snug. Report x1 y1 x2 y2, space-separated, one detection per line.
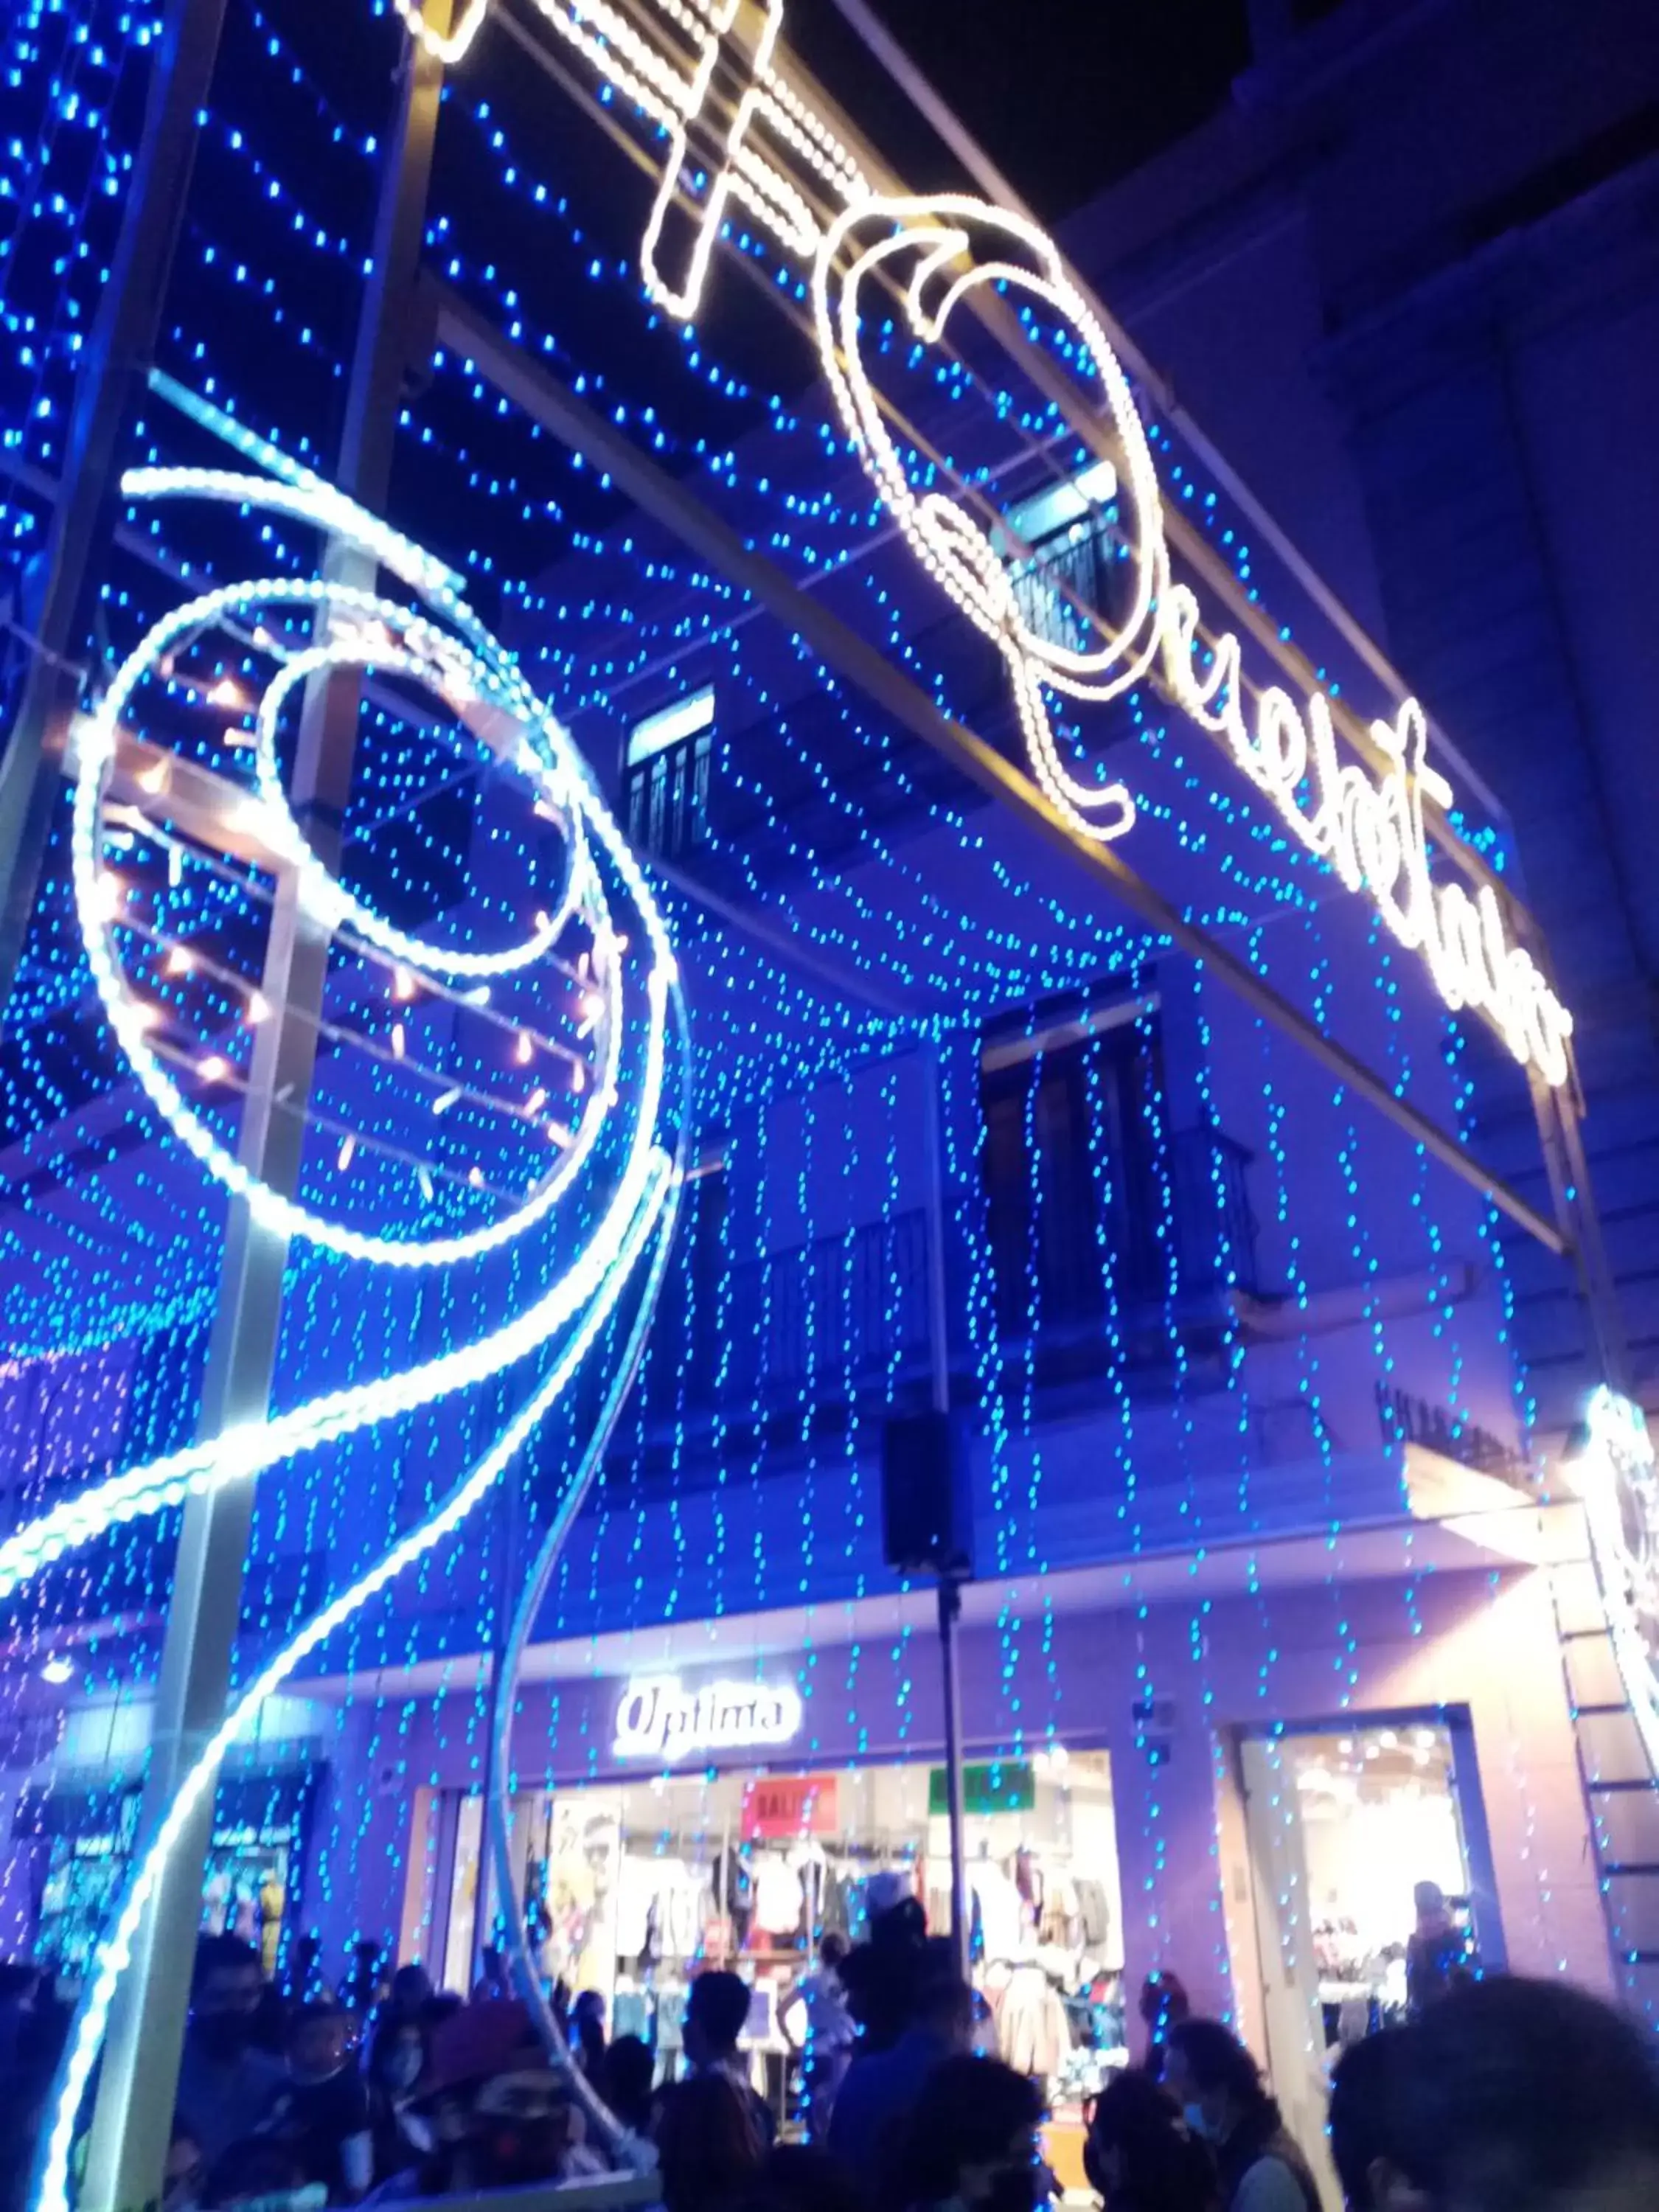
796 0 1257 222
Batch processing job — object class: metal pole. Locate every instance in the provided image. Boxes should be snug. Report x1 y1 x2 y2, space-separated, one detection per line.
921 1045 971 1979
937 1576 970 1983
75 13 451 2208
0 0 228 1029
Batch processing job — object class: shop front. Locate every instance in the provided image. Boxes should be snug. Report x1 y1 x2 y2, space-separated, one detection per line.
326 1528 1609 2179
400 1662 1130 2137
13 1762 316 1986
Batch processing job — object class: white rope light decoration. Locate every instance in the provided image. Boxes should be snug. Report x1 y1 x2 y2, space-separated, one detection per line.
26 442 689 2212
389 0 1576 1085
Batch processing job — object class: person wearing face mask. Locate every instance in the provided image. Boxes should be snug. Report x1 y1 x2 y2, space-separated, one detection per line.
1161 2023 1318 2212
896 2054 1051 2212
364 2017 431 2188
175 1936 288 2171
260 2001 373 2202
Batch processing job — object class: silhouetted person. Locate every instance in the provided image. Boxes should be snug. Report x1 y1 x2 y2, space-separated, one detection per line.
571 1986 608 2079
1164 2021 1319 2212
1403 1884 1470 2018
260 1999 373 2202
1332 1975 1659 2212
897 2054 1047 2212
1086 2067 1217 2212
684 1969 775 2146
602 2032 656 2138
175 1936 286 2170
827 1944 972 2191
656 2070 767 2212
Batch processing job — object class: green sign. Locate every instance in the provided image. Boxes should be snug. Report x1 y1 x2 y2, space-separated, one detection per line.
928 1761 1035 1817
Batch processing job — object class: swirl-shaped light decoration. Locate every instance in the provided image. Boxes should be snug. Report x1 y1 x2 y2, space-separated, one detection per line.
27 416 688 2212
813 195 1157 847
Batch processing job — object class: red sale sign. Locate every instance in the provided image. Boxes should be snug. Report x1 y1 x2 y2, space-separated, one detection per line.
742 1774 838 1840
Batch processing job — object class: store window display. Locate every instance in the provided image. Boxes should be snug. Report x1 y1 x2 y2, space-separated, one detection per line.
1282 1722 1486 2034
414 1737 1128 2136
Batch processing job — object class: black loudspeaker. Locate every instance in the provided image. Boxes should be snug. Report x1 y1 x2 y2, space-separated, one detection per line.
881 1408 973 1577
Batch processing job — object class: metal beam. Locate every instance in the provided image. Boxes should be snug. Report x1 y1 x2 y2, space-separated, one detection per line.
431 277 1566 1259
74 9 454 2206
0 0 229 1032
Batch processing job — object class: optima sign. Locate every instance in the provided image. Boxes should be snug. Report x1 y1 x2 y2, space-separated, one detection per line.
612 1674 804 1763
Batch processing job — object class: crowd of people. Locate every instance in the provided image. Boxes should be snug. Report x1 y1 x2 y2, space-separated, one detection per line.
1 1892 1657 2212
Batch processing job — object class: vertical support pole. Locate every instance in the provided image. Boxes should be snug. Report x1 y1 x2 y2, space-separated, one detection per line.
922 1044 970 1979
937 1575 970 1982
0 0 228 1028
74 11 452 2208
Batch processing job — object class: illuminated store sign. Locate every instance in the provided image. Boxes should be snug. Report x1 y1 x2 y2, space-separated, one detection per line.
613 1674 804 1762
394 0 1574 1088
1576 1387 1659 1777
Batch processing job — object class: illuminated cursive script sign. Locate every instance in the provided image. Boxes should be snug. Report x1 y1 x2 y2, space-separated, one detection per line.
1576 1388 1659 1780
613 1674 804 1762
394 0 1573 1086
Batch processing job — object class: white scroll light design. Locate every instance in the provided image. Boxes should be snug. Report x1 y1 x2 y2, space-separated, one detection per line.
814 195 1150 846
389 2 1574 1087
1574 1387 1659 1782
27 439 689 2212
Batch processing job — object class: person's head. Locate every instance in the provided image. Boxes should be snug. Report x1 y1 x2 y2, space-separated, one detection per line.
600 2031 655 2132
818 1932 849 1971
1329 2027 1409 2211
1346 1977 1659 2212
573 1989 606 2031
164 2126 206 2212
391 1961 433 2014
656 2071 767 2212
191 1935 265 2057
901 2054 1046 2212
286 2000 349 2084
1085 2070 1214 2212
1139 1972 1191 2034
1412 1883 1447 1927
369 2012 428 2098
470 2069 579 2188
1163 2020 1268 2144
685 1969 752 2067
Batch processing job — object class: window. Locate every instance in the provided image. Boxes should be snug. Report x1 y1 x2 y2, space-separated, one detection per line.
979 995 1165 1349
625 686 714 859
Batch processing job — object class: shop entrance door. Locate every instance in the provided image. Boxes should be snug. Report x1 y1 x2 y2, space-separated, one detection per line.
1238 1713 1503 2212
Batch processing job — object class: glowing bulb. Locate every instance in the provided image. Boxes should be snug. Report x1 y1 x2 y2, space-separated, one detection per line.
524 1086 549 1115
198 1054 231 1084
392 1023 407 1060
39 1655 74 1686
392 968 415 1002
337 1135 357 1171
515 1032 535 1065
208 675 246 709
432 1087 462 1116
467 1165 485 1189
136 759 171 795
164 946 195 977
246 991 271 1026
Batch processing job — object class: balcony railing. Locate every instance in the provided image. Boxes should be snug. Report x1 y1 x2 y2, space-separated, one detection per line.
1009 515 1126 658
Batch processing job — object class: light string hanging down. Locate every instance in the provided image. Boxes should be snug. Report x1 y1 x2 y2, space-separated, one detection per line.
391 0 1573 1087
19 406 692 2212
